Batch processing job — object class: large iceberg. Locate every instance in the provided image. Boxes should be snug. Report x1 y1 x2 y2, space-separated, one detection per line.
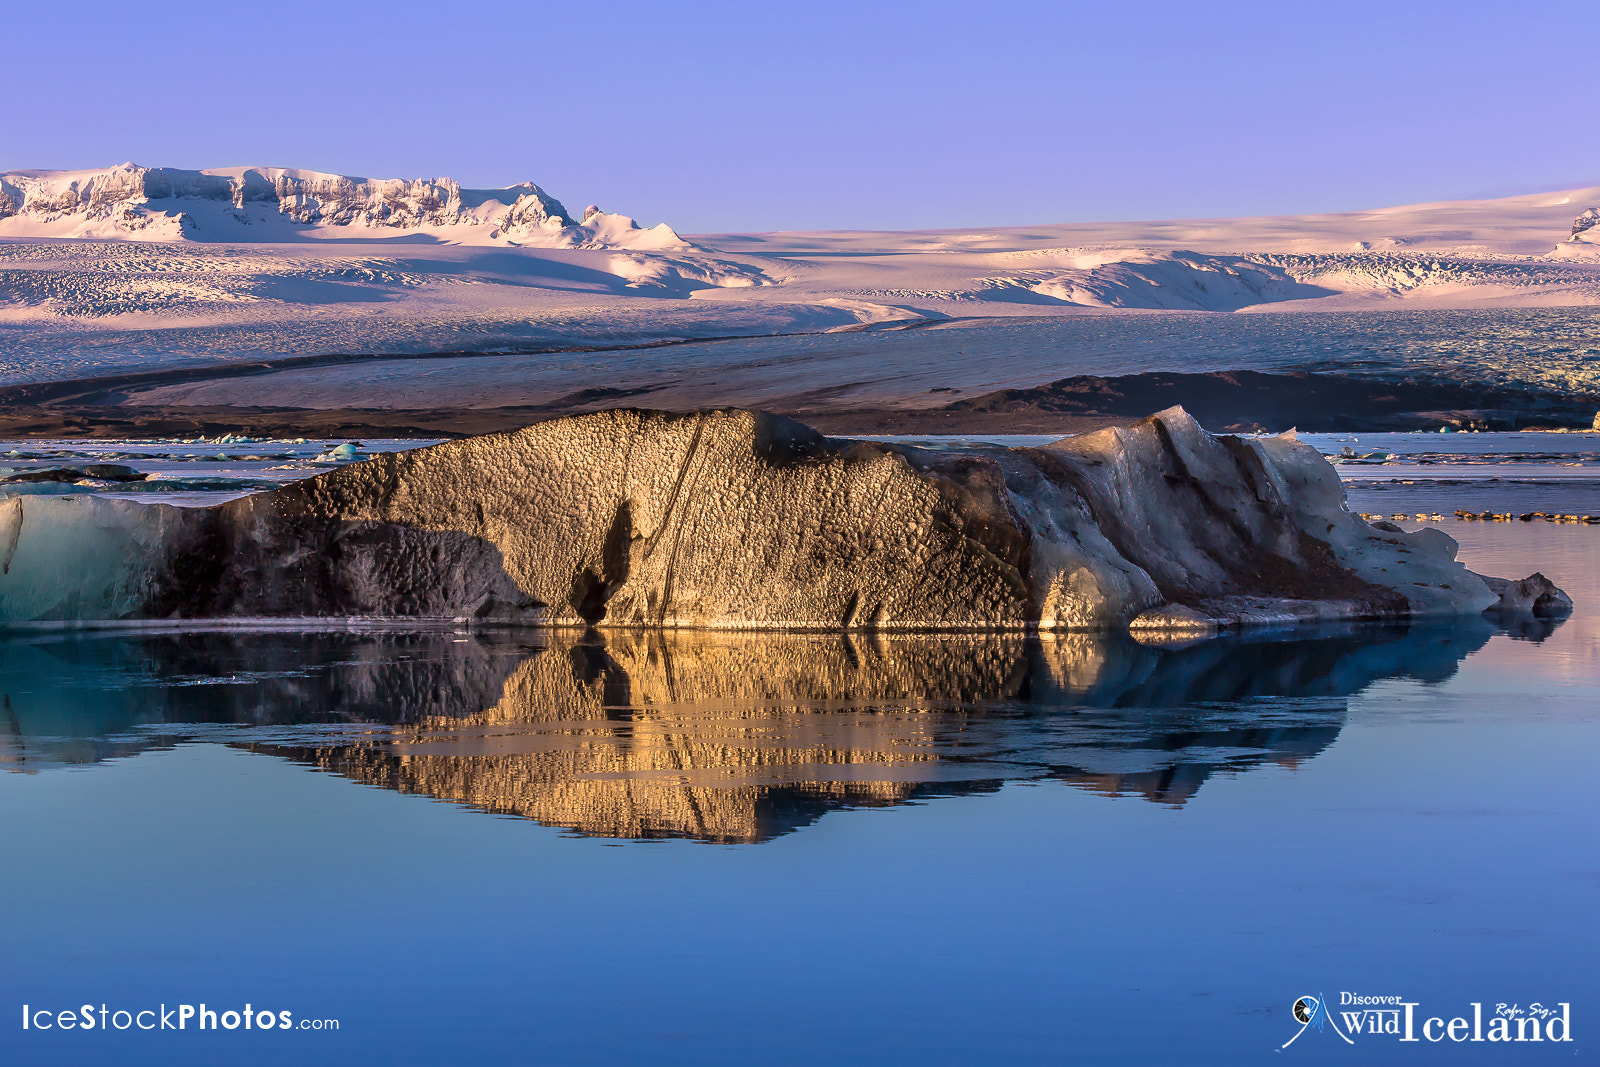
0 407 1570 631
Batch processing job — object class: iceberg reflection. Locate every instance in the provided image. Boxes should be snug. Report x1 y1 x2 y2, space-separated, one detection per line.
0 619 1510 840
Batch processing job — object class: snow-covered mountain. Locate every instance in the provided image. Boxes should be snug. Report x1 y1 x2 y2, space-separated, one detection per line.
1570 207 1600 243
0 163 685 249
3 171 1600 383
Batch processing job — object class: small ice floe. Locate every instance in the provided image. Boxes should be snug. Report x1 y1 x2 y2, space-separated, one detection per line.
0 482 93 497
1451 510 1600 523
1505 511 1600 524
314 442 365 462
0 464 147 485
1331 446 1392 464
1359 511 1443 523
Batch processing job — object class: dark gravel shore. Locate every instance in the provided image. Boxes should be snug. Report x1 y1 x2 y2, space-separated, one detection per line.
0 364 1593 439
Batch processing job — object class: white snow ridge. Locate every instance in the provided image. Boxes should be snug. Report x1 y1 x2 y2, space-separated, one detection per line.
0 163 682 249
1571 207 1599 241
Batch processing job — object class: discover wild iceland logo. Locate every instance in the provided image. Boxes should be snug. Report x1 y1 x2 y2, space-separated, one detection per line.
1281 993 1572 1050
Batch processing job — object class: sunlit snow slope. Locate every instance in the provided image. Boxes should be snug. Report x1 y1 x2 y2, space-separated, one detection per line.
2 166 1599 379
0 163 697 249
701 183 1600 311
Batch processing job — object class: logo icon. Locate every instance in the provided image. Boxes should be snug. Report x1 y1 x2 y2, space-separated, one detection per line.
1282 992 1354 1048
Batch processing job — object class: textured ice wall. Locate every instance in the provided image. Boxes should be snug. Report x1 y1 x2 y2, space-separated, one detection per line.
0 495 199 620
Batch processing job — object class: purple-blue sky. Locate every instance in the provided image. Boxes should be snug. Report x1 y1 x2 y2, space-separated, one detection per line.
6 0 1596 233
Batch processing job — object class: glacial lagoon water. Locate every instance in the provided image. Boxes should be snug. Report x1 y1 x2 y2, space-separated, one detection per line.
0 440 1597 1064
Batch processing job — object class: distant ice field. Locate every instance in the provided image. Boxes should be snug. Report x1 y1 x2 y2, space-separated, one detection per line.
57 306 1600 414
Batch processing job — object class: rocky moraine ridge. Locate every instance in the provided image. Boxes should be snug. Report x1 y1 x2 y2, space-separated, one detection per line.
0 407 1571 631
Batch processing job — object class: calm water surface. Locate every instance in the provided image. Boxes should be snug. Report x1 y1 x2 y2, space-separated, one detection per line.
0 463 1596 1064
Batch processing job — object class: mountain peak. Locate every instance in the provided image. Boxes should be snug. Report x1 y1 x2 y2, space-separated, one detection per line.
0 164 681 249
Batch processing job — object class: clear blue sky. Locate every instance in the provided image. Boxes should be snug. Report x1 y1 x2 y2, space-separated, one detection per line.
6 0 1595 233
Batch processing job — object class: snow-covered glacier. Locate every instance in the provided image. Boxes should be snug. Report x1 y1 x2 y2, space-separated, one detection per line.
4 170 1600 385
0 408 1569 630
0 163 684 249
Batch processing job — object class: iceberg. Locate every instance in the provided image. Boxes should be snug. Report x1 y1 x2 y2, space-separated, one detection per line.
0 407 1570 631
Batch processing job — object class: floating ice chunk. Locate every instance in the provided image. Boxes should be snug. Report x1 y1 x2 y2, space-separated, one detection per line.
314 442 364 462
